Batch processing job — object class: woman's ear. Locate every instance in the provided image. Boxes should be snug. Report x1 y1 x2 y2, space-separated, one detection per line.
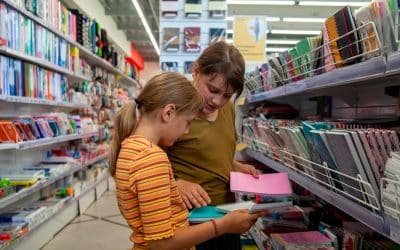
161 104 176 123
191 62 200 80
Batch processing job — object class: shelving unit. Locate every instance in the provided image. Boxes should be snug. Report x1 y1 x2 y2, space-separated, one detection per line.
0 152 109 210
0 0 132 248
248 55 387 103
0 95 89 110
242 49 400 245
0 132 98 151
2 173 110 250
1 0 140 88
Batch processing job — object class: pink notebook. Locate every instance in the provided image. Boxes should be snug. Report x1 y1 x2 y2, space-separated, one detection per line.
230 172 292 196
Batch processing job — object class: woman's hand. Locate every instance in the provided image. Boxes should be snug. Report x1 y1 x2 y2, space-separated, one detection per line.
175 179 211 209
233 161 259 178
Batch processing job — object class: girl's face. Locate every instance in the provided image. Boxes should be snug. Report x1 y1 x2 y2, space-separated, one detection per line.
192 71 235 115
160 112 196 146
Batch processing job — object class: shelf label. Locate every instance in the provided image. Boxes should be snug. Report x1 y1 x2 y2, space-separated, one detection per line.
236 143 247 152
236 97 246 106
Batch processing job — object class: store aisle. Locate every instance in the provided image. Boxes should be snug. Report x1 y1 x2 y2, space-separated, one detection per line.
41 179 132 250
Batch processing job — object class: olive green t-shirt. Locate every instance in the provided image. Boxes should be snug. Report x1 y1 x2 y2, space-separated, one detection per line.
167 102 237 205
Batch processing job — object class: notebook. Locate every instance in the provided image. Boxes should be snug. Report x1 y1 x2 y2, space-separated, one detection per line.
188 206 225 223
230 172 292 196
184 27 201 52
162 28 180 52
216 201 292 214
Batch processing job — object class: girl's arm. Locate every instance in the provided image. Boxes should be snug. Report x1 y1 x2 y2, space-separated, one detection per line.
232 160 259 178
148 209 263 250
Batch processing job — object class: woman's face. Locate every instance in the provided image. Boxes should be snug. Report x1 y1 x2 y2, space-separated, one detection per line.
192 69 235 115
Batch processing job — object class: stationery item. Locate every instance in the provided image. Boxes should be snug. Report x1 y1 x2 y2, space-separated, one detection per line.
208 0 226 18
184 61 193 74
326 6 360 67
188 206 224 223
161 61 179 72
161 0 179 17
216 201 292 213
162 28 180 52
209 28 225 45
230 172 292 196
324 131 373 202
270 231 333 249
184 0 202 18
184 27 201 52
354 5 380 60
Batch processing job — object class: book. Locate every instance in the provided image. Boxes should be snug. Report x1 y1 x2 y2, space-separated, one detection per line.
270 231 333 249
184 27 201 52
216 200 292 214
184 0 202 18
188 206 224 223
230 172 292 196
209 28 225 45
162 28 180 52
161 61 178 72
161 0 179 17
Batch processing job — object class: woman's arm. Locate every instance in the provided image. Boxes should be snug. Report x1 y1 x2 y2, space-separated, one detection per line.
232 160 259 178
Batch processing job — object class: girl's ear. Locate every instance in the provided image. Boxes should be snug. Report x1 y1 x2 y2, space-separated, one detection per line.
161 104 176 123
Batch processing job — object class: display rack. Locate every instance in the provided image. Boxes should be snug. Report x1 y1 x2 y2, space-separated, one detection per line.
241 47 400 244
1 0 140 88
247 55 387 103
0 132 98 151
0 95 89 110
2 173 110 250
0 152 109 210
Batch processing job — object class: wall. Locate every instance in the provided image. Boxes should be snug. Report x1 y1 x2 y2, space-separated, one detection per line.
140 61 161 85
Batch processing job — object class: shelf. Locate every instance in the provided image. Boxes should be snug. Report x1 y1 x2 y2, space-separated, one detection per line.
2 0 140 88
0 95 89 110
0 132 98 151
17 132 98 150
0 152 109 211
0 164 81 210
246 149 389 239
385 52 400 76
3 173 109 250
0 46 91 82
247 56 386 103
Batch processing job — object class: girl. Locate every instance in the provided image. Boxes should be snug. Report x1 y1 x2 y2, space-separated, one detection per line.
109 72 263 250
167 42 259 250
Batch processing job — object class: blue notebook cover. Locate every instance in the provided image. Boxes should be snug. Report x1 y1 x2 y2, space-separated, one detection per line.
188 206 225 223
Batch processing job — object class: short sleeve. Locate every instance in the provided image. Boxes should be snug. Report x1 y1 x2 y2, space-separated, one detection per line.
131 147 175 241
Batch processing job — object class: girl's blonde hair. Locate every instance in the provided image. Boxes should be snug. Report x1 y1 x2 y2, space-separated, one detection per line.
109 72 204 176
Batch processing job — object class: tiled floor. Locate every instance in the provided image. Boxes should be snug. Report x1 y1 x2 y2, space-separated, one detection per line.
41 179 133 250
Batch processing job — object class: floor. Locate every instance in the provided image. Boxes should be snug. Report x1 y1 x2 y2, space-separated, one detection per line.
41 179 133 250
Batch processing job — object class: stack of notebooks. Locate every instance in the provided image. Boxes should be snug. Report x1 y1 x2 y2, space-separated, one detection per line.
244 1 400 94
243 117 400 207
269 231 334 249
381 151 400 220
188 172 293 223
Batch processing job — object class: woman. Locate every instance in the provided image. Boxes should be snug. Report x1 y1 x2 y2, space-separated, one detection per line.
167 42 258 250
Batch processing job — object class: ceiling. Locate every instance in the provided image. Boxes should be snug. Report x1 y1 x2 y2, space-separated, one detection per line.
98 0 372 61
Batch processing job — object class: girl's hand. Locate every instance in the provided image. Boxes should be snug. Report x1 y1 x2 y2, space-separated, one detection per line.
176 179 211 209
217 210 265 234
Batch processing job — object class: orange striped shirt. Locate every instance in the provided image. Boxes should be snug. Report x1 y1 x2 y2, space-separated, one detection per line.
115 135 190 250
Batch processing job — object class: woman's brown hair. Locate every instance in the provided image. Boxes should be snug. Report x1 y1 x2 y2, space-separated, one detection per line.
195 41 245 97
109 72 204 176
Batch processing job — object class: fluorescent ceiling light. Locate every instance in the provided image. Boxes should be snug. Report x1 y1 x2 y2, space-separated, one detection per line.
227 0 295 5
283 17 326 23
226 39 298 45
267 39 299 45
226 16 280 22
299 1 367 7
266 48 290 52
131 0 160 55
271 29 320 35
